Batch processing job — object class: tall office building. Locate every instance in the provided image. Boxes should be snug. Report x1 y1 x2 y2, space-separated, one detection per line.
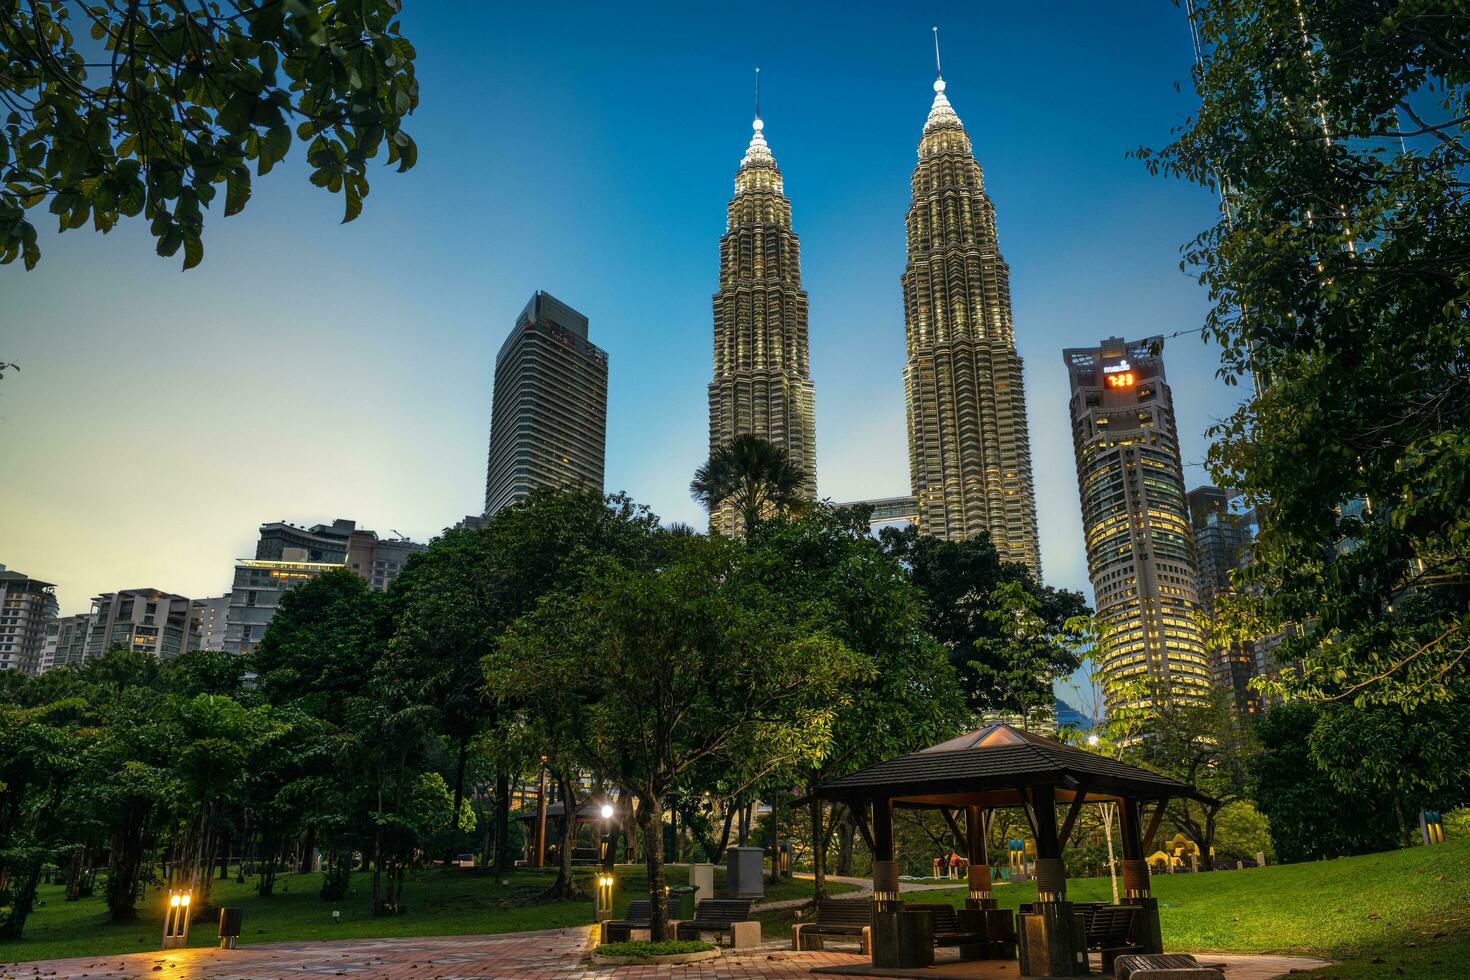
0 566 59 674
901 71 1040 573
707 107 818 534
83 588 198 661
483 292 608 517
1064 337 1212 713
1187 486 1264 713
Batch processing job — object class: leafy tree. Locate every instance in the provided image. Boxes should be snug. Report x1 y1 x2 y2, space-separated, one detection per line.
691 433 807 535
390 488 664 875
882 524 1090 723
250 568 384 726
1308 697 1470 845
1131 689 1257 868
2 0 419 269
0 699 82 938
1140 0 1470 713
491 531 866 940
1251 702 1398 862
744 506 965 899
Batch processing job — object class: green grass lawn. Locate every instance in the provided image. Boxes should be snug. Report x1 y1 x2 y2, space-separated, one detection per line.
0 863 854 964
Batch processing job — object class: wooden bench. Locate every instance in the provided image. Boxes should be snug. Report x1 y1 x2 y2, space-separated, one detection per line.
792 899 872 953
1079 904 1139 970
600 898 677 943
676 898 759 948
904 903 991 960
1114 952 1225 979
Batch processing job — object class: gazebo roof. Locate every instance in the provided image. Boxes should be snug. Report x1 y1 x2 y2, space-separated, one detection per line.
814 723 1206 806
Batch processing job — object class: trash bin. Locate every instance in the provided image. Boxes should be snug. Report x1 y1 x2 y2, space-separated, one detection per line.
668 884 697 920
217 907 244 949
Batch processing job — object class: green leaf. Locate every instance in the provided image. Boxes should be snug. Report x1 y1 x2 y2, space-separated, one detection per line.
182 234 203 271
224 170 251 217
342 183 362 223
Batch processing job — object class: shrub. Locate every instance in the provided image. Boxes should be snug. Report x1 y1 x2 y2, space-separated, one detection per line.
595 939 716 957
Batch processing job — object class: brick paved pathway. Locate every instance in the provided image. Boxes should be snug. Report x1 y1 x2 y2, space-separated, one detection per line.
0 928 1331 980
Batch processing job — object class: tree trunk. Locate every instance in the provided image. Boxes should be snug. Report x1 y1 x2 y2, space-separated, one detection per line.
0 860 44 939
107 803 149 921
767 795 781 883
714 803 736 863
836 809 855 876
446 735 469 864
643 794 670 941
540 771 584 901
493 770 513 874
810 793 828 902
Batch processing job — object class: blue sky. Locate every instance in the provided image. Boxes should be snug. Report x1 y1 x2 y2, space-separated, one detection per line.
1 1 1243 616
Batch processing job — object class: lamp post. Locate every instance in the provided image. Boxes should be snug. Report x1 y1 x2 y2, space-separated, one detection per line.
599 803 615 869
161 889 191 949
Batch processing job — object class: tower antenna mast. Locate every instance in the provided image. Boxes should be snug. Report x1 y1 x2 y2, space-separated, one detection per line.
933 26 942 78
754 66 761 120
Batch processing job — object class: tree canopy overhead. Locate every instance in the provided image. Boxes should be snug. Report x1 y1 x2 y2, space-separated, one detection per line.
1141 0 1470 710
1 0 419 269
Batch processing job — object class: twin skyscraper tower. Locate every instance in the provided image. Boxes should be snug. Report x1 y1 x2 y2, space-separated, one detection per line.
707 61 1042 576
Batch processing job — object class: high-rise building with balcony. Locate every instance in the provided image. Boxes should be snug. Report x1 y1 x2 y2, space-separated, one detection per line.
707 107 818 534
83 588 198 661
191 594 232 652
39 613 92 673
483 292 608 517
0 566 58 674
901 71 1040 572
1064 337 1212 713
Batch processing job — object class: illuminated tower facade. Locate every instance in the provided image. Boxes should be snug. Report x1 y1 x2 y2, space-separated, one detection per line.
707 110 817 534
901 74 1040 573
1064 337 1213 713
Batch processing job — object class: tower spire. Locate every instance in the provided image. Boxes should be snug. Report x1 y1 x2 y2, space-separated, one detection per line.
754 66 761 122
933 26 942 79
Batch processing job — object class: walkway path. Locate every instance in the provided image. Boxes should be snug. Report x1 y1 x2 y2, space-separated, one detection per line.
1 928 1334 980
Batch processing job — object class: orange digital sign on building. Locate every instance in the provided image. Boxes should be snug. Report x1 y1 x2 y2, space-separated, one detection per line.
1105 371 1135 389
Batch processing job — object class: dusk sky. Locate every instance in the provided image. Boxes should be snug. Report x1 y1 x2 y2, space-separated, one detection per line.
1 1 1242 617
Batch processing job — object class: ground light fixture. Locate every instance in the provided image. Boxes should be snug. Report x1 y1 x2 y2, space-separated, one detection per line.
594 873 615 922
161 890 191 949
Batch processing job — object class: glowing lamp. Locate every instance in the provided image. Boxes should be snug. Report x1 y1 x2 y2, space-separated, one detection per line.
594 872 615 921
600 804 614 820
162 890 192 948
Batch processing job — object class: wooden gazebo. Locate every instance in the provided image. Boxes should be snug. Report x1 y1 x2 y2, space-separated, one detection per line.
811 724 1210 977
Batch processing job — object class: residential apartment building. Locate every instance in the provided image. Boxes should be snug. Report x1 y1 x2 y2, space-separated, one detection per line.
191 594 232 652
40 613 91 673
82 588 198 661
0 566 59 674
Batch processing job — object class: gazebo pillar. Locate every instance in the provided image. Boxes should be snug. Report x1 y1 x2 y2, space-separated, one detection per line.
1017 785 1086 977
1119 798 1163 954
964 804 993 908
870 798 900 909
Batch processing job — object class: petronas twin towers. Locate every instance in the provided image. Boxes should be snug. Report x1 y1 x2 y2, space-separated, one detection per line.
707 61 1041 575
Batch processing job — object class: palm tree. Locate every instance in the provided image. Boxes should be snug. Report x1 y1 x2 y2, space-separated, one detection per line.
690 434 807 535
